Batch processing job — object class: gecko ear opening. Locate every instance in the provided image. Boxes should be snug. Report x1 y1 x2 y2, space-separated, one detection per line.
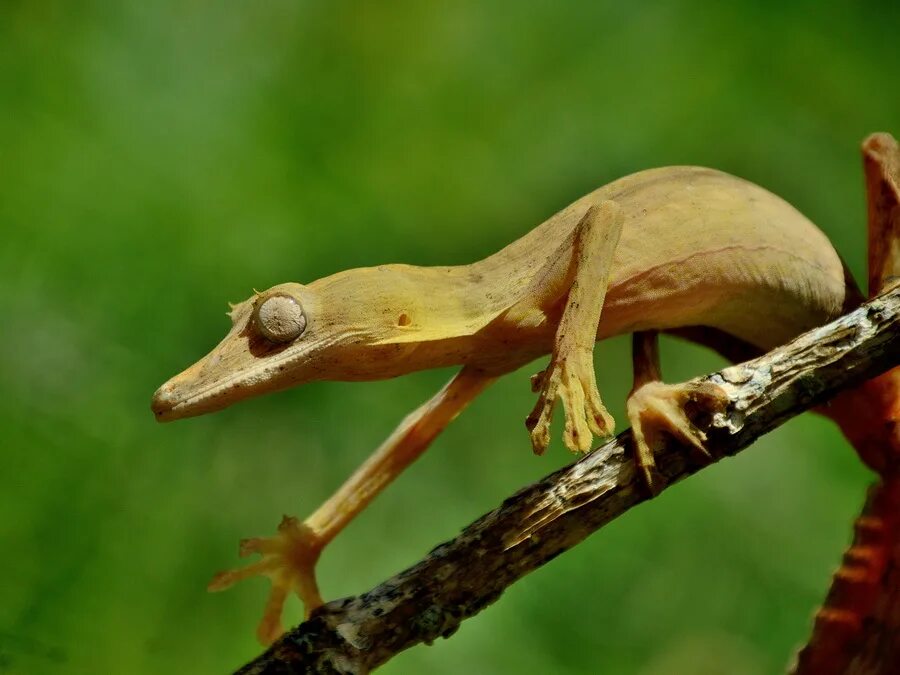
253 292 308 343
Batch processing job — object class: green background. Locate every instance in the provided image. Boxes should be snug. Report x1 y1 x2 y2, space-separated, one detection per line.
2 2 898 673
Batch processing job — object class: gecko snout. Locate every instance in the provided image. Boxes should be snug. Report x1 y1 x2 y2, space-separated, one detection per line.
151 382 179 421
150 367 230 422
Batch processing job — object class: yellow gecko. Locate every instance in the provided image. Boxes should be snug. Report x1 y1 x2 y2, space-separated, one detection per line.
153 163 865 645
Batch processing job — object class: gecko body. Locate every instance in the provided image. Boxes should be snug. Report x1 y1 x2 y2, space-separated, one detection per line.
154 166 849 419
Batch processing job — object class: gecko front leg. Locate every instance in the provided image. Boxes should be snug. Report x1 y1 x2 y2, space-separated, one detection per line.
209 366 495 645
522 200 624 455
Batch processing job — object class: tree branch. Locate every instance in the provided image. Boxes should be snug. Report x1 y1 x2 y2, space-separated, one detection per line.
237 285 900 675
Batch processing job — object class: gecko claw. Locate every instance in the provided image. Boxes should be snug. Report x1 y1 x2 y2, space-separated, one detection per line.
208 515 325 645
626 380 729 493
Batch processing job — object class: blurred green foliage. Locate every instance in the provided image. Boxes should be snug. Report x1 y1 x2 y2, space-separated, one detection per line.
1 2 898 673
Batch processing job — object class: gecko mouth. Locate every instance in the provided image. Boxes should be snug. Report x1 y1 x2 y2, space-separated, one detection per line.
151 370 247 421
151 336 320 422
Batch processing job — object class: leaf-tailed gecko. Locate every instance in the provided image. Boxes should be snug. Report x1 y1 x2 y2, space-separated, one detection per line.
153 143 900 646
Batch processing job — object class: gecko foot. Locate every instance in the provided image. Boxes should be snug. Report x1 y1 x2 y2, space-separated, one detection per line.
526 347 615 455
626 380 729 493
208 515 324 645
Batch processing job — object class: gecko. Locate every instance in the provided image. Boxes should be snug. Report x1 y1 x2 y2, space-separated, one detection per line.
152 146 898 647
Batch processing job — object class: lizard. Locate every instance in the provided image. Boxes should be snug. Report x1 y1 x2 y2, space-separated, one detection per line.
152 158 878 646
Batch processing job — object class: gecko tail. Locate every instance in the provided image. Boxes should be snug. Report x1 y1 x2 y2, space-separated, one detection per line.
791 367 900 675
791 132 900 674
790 475 900 675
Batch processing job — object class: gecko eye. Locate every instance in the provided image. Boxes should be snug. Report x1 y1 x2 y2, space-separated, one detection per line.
253 294 307 343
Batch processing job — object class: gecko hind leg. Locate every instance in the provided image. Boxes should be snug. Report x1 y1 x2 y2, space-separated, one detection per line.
525 200 624 455
626 331 729 493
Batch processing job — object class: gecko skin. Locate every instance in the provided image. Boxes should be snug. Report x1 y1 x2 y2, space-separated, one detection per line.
153 164 861 645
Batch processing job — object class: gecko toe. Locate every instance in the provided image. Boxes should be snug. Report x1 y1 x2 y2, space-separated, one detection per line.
562 386 592 453
256 579 290 645
526 401 555 455
585 386 615 438
527 366 561 454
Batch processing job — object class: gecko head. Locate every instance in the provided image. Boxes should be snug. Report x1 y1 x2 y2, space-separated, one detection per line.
151 271 427 422
151 282 332 422
152 267 444 422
